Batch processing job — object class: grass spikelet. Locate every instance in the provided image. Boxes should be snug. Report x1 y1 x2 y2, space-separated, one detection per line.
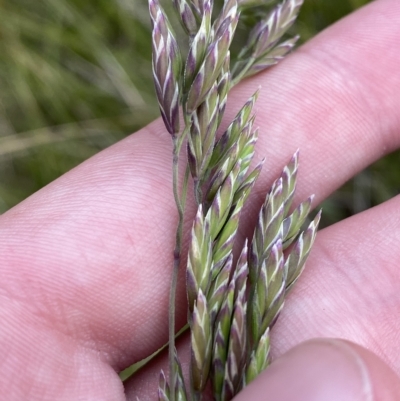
249 177 284 283
186 7 239 112
189 0 203 18
184 0 213 91
216 53 231 127
206 146 240 202
219 246 249 401
188 84 219 184
213 0 239 38
232 0 304 83
236 127 258 180
245 36 300 77
172 0 199 36
222 286 247 401
282 195 314 248
149 0 182 135
245 328 271 385
206 162 241 240
240 0 303 58
174 351 188 401
208 255 233 323
281 150 299 215
191 290 212 392
285 210 321 290
233 241 249 297
212 196 245 276
212 279 235 401
159 370 170 401
260 240 285 332
249 240 284 344
187 83 219 182
210 91 259 169
187 205 213 311
159 353 188 401
232 159 264 207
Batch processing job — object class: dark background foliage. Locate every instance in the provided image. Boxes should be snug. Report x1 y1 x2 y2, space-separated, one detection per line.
0 0 398 226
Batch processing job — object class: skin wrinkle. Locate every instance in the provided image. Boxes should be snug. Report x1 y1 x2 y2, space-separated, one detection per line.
309 61 372 150
326 215 398 292
34 263 124 352
376 321 400 374
304 44 398 155
318 33 400 147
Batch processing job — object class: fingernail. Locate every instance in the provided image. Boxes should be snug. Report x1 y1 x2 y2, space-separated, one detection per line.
235 339 372 401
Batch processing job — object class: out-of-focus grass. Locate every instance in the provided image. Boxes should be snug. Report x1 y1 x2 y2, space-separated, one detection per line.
0 0 158 212
0 0 398 225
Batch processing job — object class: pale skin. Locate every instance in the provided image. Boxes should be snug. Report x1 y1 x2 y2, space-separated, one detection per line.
1 0 400 399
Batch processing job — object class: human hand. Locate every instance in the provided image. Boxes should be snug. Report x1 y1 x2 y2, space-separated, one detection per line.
1 0 400 400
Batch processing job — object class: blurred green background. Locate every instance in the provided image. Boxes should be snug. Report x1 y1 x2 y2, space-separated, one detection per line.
0 0 398 226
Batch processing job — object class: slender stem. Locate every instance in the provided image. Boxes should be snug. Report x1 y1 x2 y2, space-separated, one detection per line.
169 129 189 401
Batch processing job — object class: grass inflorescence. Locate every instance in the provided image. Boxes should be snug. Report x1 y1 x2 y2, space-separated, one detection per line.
148 0 321 400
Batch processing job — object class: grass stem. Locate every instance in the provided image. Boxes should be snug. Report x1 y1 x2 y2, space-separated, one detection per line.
169 129 189 401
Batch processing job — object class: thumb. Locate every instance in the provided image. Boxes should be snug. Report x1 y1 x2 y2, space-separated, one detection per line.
235 339 400 401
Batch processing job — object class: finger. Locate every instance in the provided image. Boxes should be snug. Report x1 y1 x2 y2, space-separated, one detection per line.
235 339 400 401
0 0 399 386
